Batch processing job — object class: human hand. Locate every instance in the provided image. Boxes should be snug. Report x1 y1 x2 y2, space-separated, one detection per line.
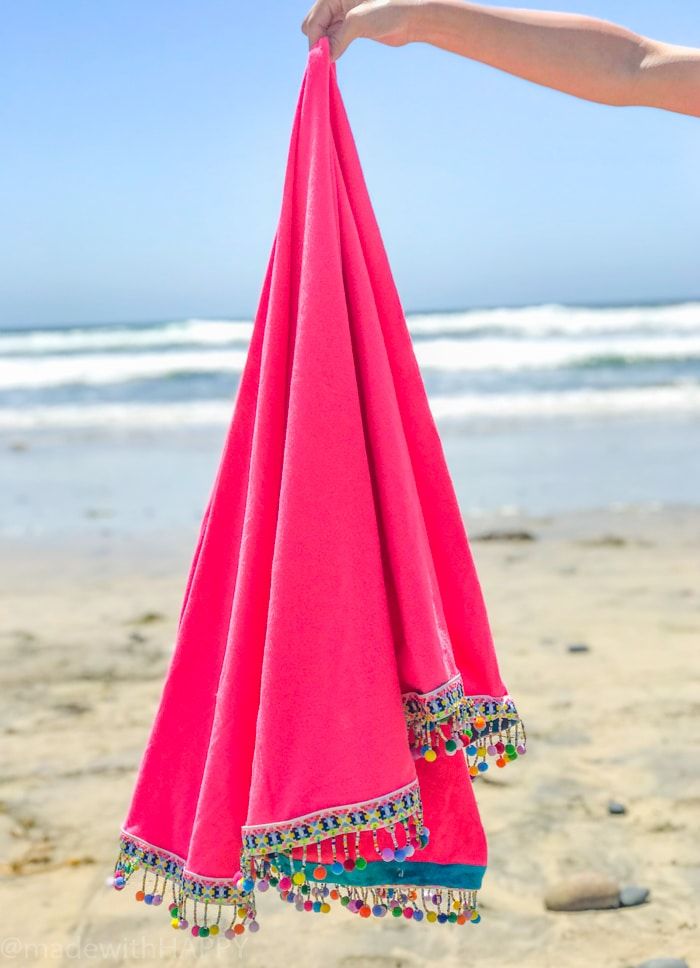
301 0 423 61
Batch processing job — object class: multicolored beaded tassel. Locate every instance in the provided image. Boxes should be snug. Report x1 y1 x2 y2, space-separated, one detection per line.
110 836 259 938
110 689 526 939
403 675 527 775
110 834 482 937
265 863 482 925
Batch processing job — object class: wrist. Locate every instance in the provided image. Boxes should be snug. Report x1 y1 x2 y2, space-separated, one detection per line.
408 0 464 46
408 1 443 44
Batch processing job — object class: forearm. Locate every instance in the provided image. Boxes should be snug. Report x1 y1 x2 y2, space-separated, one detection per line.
412 1 700 115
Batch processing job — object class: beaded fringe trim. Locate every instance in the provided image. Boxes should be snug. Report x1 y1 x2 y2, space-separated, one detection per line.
111 684 527 937
110 834 482 938
254 854 481 924
403 674 527 775
111 832 259 937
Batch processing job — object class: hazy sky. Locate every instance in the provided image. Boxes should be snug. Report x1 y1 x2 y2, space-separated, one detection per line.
1 0 699 328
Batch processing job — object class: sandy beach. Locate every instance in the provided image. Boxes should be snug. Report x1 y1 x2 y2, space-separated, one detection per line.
2 499 698 967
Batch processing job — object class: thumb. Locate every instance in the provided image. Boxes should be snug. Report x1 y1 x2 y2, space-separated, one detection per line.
304 21 326 50
328 13 359 60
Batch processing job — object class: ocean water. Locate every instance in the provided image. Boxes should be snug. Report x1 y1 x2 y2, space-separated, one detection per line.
2 301 699 533
2 301 700 428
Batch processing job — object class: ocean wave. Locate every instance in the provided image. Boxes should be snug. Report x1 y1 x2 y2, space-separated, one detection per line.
1 385 699 431
1 302 699 358
408 301 700 337
415 335 700 372
0 318 253 356
429 385 700 420
0 349 250 390
2 335 700 390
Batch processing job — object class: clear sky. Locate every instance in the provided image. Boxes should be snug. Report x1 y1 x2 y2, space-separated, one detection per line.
1 0 698 328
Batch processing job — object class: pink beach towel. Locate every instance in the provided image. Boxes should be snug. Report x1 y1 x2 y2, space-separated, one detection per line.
112 38 525 936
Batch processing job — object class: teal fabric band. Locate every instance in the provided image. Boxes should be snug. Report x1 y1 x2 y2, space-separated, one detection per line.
273 855 486 890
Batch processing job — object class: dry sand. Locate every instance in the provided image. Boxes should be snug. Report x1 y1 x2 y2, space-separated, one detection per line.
1 507 699 967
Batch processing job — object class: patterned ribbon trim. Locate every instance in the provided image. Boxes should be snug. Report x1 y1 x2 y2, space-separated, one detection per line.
241 779 426 871
111 831 259 936
115 832 249 904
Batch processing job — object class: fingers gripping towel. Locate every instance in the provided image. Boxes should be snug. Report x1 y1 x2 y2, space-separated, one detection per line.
111 37 526 937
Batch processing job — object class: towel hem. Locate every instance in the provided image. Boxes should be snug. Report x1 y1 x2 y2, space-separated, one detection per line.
402 673 527 774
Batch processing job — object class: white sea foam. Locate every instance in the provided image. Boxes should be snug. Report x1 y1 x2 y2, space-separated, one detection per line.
0 349 250 390
2 335 700 390
1 385 698 431
414 334 700 372
1 302 698 359
407 301 700 336
0 319 253 355
429 384 700 420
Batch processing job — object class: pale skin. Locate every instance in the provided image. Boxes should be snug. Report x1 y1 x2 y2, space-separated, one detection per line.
301 0 700 117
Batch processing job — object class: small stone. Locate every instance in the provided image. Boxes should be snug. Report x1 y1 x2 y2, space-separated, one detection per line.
635 961 689 968
608 800 627 815
567 642 590 653
620 885 650 907
544 872 620 911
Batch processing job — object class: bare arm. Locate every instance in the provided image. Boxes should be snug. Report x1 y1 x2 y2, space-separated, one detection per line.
302 0 700 117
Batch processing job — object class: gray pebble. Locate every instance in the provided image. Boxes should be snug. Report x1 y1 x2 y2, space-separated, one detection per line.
635 960 689 968
620 885 650 906
608 800 627 815
567 642 591 653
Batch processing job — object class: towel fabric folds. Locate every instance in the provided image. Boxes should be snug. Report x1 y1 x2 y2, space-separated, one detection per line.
111 37 525 938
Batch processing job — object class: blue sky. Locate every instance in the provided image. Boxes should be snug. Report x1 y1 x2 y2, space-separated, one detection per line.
1 0 698 328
